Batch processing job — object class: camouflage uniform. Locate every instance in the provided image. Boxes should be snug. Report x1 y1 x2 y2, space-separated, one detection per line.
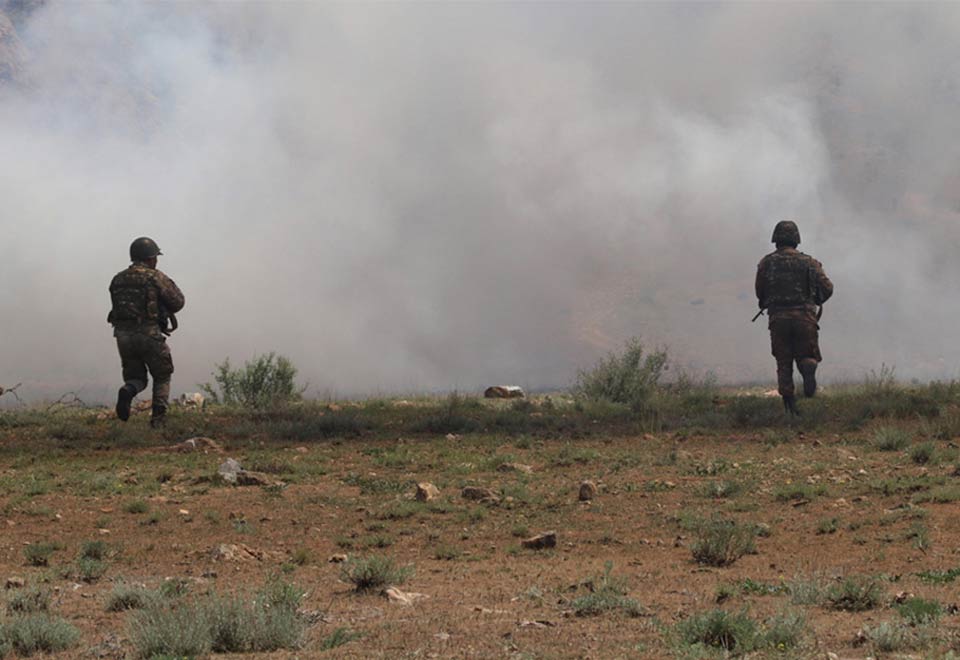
108 263 185 418
755 245 833 401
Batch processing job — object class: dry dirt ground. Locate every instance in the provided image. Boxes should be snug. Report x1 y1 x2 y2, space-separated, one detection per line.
2 408 960 658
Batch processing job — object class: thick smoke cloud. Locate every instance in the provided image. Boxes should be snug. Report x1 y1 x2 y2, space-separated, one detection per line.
2 3 960 401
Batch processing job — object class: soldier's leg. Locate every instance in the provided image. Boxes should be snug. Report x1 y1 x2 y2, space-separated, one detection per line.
770 320 798 414
115 334 148 422
143 338 174 427
795 322 822 398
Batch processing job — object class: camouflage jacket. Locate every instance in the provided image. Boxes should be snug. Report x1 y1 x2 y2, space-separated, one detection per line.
755 247 833 324
108 263 185 337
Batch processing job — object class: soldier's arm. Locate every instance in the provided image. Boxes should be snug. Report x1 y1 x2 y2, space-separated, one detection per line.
155 271 185 314
814 261 833 304
755 261 767 308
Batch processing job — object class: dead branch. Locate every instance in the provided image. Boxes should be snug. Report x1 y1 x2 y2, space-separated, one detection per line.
0 382 23 405
45 391 88 412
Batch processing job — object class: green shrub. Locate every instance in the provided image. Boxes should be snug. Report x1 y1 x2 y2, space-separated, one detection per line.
864 621 930 652
80 540 109 560
6 588 50 615
675 609 758 652
825 575 884 611
690 519 757 567
201 352 303 409
873 426 910 451
23 542 59 567
816 517 839 535
573 337 668 411
759 610 807 650
0 614 80 656
340 556 413 592
571 563 643 617
124 499 149 514
700 480 743 499
77 557 108 582
128 603 212 658
105 584 155 612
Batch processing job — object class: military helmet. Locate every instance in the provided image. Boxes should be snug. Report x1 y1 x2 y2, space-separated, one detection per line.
129 237 162 261
771 221 800 245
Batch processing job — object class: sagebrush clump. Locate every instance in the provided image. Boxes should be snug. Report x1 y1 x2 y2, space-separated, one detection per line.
574 337 668 411
201 352 303 408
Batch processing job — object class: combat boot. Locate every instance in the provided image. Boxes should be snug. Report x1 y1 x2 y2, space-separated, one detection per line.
150 405 167 429
798 360 817 398
116 384 137 422
782 395 800 416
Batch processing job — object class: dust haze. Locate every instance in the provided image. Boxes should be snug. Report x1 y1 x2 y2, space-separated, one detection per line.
2 2 960 401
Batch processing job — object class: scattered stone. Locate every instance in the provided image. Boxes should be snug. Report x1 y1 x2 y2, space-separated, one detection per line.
521 531 557 550
295 446 309 454
578 480 598 501
461 486 498 502
894 591 914 603
484 385 525 399
519 620 556 628
328 554 348 563
382 587 427 605
176 392 206 410
416 482 441 502
445 433 460 441
210 543 279 562
497 462 533 475
218 458 243 484
5 576 25 590
178 509 190 516
170 437 223 454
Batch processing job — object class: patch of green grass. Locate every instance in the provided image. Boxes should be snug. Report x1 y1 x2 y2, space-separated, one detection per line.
906 522 932 551
128 601 212 658
864 620 931 653
0 614 80 656
825 575 884 611
511 524 529 538
571 562 643 617
787 575 828 606
340 555 413 592
6 587 51 614
362 535 394 549
699 480 743 499
80 540 109 560
157 578 190 599
319 627 362 651
690 519 757 567
23 542 60 567
773 483 825 502
873 426 911 451
76 557 108 583
913 485 960 504
816 517 839 535
290 548 311 566
375 501 423 520
674 609 758 653
432 545 462 561
896 597 942 625
550 444 601 467
916 566 960 584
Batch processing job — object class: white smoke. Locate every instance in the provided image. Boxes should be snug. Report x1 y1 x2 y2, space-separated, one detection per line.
1 2 960 401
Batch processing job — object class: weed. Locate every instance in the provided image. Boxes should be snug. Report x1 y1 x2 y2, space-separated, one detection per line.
290 548 311 566
690 519 757 567
200 352 303 409
825 575 884 611
6 587 51 614
573 337 668 411
433 545 462 561
320 627 362 651
128 603 212 658
916 567 960 584
571 562 643 617
674 609 758 653
341 556 413 592
700 480 743 499
788 575 827 606
80 540 109 560
816 517 839 535
0 614 80 656
760 610 807 650
873 426 911 451
910 442 936 465
511 524 530 538
158 578 190 599
864 621 930 652
906 522 932 551
124 499 149 514
77 557 108 582
105 584 155 612
23 542 59 567
362 535 394 549
375 501 422 520
773 483 825 502
896 597 942 625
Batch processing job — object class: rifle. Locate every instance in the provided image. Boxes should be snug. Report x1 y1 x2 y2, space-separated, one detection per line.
751 308 766 323
158 304 178 336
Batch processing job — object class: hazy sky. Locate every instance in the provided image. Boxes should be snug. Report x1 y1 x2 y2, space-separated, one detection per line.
2 2 960 401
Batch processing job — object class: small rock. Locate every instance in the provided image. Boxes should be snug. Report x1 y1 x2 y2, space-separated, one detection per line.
328 554 348 563
894 591 914 603
519 620 556 628
578 480 598 501
295 446 309 454
416 482 441 502
218 458 243 484
5 577 25 590
826 653 839 660
461 486 498 502
445 433 460 441
178 509 190 516
521 531 557 550
383 587 427 605
497 463 533 475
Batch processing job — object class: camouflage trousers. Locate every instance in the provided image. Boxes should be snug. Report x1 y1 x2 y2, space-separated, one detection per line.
769 318 821 398
115 331 174 410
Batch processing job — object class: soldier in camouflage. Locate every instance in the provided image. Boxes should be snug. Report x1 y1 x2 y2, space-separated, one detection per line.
108 237 185 427
756 221 833 415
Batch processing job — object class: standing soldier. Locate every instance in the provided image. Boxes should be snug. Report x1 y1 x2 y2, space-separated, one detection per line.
108 237 185 427
756 221 833 415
